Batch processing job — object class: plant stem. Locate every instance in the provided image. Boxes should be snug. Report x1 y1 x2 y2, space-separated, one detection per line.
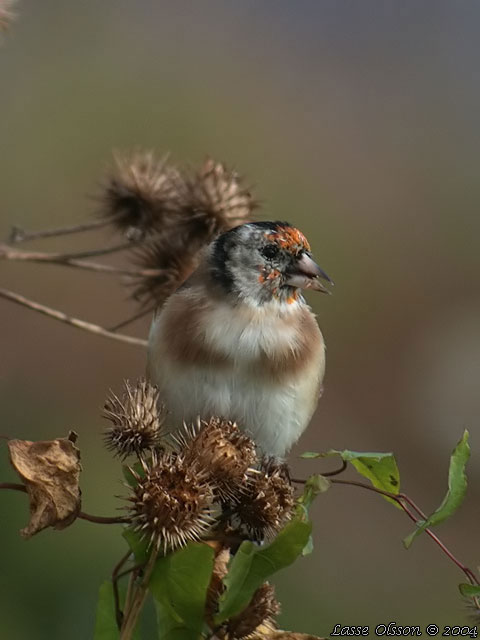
108 304 156 331
331 477 480 603
8 219 109 243
120 549 159 640
0 287 147 347
0 243 159 276
0 482 25 492
78 513 130 524
0 482 131 524
112 551 133 629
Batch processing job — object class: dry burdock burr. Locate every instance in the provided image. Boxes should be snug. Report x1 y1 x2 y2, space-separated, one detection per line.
100 377 298 635
181 417 257 501
230 461 295 542
126 451 216 552
102 383 296 552
99 151 257 307
103 378 166 459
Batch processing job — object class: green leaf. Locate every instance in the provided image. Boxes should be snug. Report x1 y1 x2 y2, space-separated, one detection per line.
300 448 400 505
459 583 480 598
404 430 470 549
94 582 120 640
215 514 312 624
329 449 401 506
297 474 331 511
94 580 142 640
123 528 149 565
149 542 215 640
302 534 314 556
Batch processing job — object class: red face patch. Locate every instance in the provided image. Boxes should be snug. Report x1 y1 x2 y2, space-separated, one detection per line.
264 226 311 253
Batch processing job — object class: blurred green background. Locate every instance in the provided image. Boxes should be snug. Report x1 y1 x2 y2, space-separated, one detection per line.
1 1 480 637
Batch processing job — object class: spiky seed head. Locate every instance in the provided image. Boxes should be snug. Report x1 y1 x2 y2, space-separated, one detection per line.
181 417 257 501
129 232 200 306
100 151 184 238
232 466 295 541
225 582 281 639
183 159 256 234
103 378 166 459
126 452 215 551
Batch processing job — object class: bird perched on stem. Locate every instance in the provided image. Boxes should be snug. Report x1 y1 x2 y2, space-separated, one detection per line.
147 220 332 458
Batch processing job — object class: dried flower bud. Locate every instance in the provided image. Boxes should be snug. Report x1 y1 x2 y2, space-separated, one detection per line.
232 465 295 541
183 158 256 234
99 151 258 306
130 232 200 306
103 379 166 459
126 451 215 551
226 583 280 639
100 151 183 238
181 417 257 501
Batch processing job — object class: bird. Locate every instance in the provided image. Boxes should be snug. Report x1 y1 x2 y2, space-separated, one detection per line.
147 220 332 458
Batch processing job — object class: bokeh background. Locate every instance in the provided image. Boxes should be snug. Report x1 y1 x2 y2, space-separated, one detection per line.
1 1 480 637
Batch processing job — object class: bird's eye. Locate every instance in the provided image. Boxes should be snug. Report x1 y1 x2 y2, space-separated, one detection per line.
261 244 279 260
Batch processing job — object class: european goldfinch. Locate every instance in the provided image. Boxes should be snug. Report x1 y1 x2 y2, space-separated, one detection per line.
147 221 331 458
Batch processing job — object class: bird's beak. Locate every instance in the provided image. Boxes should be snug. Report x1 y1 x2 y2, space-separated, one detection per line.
285 253 334 294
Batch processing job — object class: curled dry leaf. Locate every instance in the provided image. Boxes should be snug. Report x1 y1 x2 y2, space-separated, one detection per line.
8 432 82 538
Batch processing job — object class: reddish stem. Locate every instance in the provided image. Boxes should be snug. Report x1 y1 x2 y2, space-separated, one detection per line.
331 478 480 600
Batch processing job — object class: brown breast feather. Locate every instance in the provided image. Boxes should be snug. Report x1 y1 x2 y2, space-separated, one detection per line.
159 292 232 368
159 288 323 384
258 306 323 383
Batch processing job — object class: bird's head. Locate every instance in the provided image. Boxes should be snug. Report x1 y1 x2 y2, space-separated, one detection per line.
209 221 333 305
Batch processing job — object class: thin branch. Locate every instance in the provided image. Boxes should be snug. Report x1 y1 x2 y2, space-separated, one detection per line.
0 287 147 348
0 243 160 276
322 459 348 477
291 459 348 485
39 241 136 260
0 483 130 524
108 304 156 332
78 512 131 524
124 571 138 625
120 549 159 640
331 478 480 597
8 219 109 244
112 551 133 629
0 482 26 492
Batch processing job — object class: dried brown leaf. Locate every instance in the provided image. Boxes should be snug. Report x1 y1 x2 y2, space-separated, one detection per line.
8 433 82 538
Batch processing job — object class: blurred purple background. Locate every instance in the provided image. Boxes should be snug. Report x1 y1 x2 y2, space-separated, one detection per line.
1 1 480 637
